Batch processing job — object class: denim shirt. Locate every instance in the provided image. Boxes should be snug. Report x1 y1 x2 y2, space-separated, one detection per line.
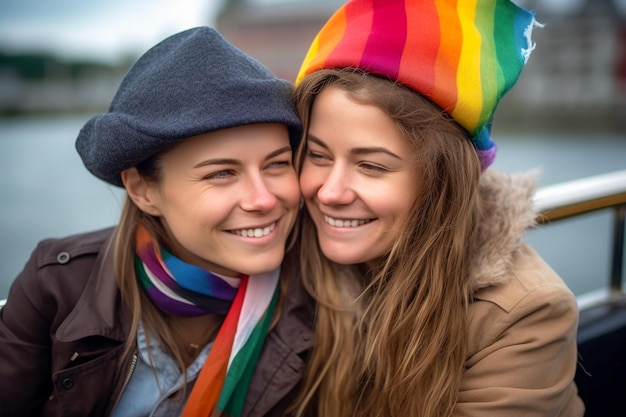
111 323 213 417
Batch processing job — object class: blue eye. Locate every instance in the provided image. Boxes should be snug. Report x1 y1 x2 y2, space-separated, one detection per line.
205 170 234 180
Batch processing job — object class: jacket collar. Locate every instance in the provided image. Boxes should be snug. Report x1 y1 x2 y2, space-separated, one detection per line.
468 169 539 292
56 228 131 342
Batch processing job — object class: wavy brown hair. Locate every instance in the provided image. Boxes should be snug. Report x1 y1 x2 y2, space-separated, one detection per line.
113 154 196 376
291 69 482 417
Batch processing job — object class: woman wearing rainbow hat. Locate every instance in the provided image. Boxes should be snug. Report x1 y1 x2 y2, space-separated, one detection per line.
290 0 584 416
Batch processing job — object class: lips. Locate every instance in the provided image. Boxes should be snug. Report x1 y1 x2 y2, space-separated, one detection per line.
229 222 276 237
324 215 372 228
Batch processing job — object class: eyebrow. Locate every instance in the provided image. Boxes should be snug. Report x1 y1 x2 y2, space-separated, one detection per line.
307 134 402 159
193 146 292 168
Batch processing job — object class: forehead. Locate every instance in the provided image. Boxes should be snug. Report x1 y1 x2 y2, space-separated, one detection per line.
309 85 411 153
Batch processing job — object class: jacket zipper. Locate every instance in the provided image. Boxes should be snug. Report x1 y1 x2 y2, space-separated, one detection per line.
109 353 138 414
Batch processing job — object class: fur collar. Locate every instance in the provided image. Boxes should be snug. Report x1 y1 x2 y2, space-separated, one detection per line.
469 169 540 292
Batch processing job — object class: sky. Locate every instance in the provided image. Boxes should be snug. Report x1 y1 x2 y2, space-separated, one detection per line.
0 0 225 62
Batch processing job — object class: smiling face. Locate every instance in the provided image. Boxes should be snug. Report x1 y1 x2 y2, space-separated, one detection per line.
134 123 300 276
299 85 421 266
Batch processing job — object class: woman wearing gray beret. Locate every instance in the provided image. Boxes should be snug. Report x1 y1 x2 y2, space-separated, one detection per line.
0 27 312 417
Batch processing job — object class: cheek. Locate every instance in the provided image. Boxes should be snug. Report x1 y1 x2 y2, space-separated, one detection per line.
299 163 322 199
392 185 419 224
270 173 301 208
285 176 303 209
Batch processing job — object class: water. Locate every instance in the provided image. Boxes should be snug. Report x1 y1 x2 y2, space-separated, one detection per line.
492 132 626 296
0 115 125 299
0 115 625 299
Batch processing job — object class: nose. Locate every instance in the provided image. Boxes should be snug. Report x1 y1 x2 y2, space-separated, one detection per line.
240 174 277 212
316 165 356 206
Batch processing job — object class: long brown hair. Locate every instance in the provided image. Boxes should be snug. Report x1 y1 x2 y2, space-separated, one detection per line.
113 154 194 373
291 69 482 417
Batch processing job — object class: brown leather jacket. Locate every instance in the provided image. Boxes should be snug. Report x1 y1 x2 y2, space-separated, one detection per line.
0 227 313 417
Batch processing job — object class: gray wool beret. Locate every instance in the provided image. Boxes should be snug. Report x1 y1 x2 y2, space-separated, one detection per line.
75 26 302 187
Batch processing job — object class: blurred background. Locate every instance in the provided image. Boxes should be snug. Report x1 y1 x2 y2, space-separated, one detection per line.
1 0 625 299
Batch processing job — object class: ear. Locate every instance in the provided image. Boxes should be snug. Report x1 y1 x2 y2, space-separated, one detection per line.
121 168 162 216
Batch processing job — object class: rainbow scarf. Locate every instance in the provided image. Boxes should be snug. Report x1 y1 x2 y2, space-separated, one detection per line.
135 225 280 417
296 0 538 171
135 227 239 317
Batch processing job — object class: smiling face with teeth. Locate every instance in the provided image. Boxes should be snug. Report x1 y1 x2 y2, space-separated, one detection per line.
299 85 420 266
124 123 300 277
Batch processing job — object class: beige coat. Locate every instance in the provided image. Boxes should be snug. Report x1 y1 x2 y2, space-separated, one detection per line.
457 170 584 416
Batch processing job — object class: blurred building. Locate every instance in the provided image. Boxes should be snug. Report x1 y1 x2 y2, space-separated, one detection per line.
511 0 626 130
216 0 626 132
216 0 343 81
2 0 624 131
0 53 129 115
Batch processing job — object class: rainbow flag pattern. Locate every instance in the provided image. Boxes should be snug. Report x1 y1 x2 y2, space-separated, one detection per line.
182 272 280 417
134 224 279 417
296 0 538 170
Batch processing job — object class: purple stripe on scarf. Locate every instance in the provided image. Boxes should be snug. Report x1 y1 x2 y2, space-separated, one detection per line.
146 286 207 317
139 245 178 288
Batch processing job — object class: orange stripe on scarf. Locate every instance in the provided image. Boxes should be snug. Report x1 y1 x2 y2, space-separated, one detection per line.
181 275 249 417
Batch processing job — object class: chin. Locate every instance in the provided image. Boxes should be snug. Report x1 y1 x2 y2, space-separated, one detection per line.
316 241 357 265
322 251 365 266
240 254 284 276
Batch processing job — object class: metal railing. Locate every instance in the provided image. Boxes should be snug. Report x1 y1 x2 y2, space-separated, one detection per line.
1 170 625 311
533 169 626 311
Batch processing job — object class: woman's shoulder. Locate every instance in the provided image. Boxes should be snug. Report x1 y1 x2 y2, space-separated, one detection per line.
6 227 117 317
3 226 121 343
468 242 578 354
472 243 576 313
462 244 583 417
31 227 115 265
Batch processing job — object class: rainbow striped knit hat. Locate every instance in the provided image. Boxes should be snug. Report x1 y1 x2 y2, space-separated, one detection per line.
296 0 538 171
